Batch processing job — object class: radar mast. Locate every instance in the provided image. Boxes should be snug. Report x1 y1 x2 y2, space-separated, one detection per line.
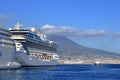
14 22 23 30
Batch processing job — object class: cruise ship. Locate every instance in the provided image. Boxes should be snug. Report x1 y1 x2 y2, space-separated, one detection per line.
9 23 59 66
0 27 21 69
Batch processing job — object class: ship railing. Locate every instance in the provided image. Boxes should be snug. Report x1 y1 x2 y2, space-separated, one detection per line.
24 35 37 42
0 29 11 36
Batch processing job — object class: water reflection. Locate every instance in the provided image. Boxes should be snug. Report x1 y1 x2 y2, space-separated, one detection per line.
0 64 120 80
0 66 57 80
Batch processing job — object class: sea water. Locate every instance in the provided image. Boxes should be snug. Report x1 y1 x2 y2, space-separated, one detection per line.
0 64 120 80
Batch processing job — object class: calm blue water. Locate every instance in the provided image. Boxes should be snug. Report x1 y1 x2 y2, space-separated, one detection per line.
0 64 120 80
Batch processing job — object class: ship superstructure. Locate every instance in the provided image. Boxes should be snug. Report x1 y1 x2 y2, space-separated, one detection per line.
0 27 21 69
9 23 59 66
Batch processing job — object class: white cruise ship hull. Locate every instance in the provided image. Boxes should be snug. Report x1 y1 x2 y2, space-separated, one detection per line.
16 52 58 66
0 46 21 69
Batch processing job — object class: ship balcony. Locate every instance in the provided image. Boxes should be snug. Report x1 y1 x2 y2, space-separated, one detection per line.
11 35 25 40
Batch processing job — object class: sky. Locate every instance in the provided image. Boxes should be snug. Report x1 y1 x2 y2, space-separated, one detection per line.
0 0 120 53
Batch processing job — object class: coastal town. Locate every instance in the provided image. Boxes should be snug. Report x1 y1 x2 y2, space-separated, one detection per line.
59 57 120 64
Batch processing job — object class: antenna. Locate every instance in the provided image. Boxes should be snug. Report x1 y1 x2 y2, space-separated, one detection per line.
14 22 23 30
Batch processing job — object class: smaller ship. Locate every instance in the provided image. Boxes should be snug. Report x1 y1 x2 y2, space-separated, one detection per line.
94 61 101 66
0 27 21 69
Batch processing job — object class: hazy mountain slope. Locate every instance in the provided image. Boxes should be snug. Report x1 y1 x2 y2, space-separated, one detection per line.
48 35 120 59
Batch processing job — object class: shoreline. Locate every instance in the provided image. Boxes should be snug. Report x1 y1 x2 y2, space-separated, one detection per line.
58 59 120 64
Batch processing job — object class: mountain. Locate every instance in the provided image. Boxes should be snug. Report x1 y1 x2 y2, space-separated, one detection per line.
48 35 120 60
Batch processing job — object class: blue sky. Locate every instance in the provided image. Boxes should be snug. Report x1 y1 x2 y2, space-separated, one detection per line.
0 0 120 53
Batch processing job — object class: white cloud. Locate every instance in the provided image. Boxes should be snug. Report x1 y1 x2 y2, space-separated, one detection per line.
41 24 77 35
79 29 107 37
41 24 55 29
41 24 107 38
